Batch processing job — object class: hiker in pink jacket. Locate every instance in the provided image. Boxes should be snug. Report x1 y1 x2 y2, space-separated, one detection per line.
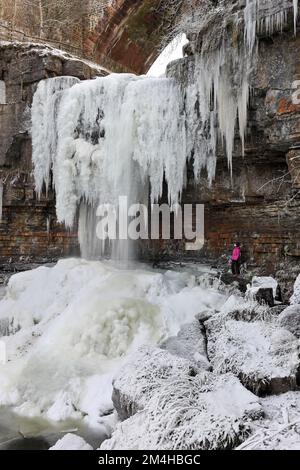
231 242 241 275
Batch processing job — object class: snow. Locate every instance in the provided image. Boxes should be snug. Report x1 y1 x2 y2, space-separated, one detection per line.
0 259 228 429
49 433 93 450
102 366 262 450
205 299 300 393
278 304 300 337
31 76 80 197
147 34 189 77
30 2 298 263
161 320 210 369
0 80 6 105
32 74 187 259
247 276 278 298
244 0 298 42
290 273 300 304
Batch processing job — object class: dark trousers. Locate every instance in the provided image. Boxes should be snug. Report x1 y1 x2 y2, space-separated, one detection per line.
231 260 240 275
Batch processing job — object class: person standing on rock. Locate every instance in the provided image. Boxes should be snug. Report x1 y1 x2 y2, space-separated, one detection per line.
231 242 241 275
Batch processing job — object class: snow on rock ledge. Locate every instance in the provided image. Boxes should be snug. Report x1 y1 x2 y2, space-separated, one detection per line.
278 305 300 338
237 392 300 450
103 370 262 450
160 320 210 370
112 346 197 421
290 274 300 305
49 433 93 450
206 307 300 396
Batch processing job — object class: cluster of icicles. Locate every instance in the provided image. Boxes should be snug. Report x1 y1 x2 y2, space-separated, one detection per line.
244 0 298 51
31 0 298 260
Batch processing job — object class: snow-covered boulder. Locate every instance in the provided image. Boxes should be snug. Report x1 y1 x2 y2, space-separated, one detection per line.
49 433 93 450
278 305 300 338
237 392 300 450
250 276 278 298
102 372 262 450
160 320 210 370
206 314 300 396
112 346 197 421
290 274 300 305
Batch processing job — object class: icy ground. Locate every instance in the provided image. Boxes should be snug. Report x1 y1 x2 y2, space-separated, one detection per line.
0 258 299 450
0 258 225 446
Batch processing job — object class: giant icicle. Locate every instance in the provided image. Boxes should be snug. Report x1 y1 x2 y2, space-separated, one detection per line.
244 0 298 40
32 74 187 260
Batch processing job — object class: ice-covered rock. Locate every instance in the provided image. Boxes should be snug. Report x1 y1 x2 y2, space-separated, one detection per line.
206 313 300 396
49 433 93 450
290 274 300 305
209 295 270 324
279 305 300 338
254 288 274 307
247 276 279 306
237 391 300 450
112 346 197 421
102 371 262 450
160 320 210 370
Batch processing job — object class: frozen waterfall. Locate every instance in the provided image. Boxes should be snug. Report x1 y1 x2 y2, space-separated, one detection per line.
31 1 299 261
32 74 188 260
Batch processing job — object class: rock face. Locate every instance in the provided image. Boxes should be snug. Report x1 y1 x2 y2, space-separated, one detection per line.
238 391 300 450
0 43 107 267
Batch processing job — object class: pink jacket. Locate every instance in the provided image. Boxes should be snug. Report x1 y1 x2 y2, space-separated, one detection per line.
231 246 241 261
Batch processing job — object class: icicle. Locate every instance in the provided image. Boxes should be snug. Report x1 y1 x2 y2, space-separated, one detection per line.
294 0 298 34
245 0 297 40
31 76 80 197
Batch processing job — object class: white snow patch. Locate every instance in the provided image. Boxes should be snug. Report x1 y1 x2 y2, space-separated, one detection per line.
50 433 93 450
290 273 300 304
